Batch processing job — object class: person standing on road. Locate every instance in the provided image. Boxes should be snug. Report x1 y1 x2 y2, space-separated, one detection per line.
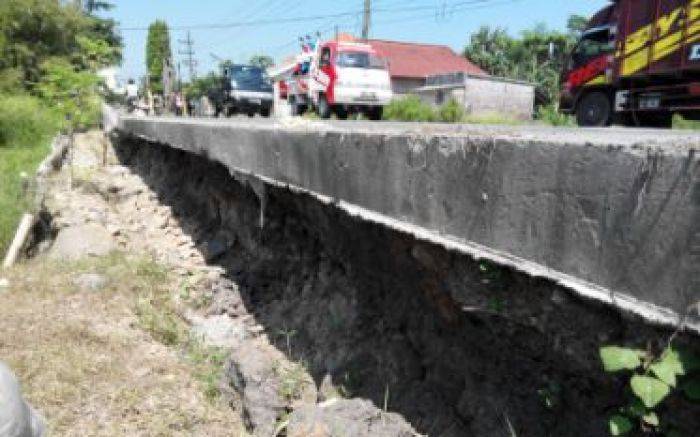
174 92 184 117
125 79 138 113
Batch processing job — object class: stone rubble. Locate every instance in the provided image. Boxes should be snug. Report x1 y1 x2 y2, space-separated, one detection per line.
36 131 418 437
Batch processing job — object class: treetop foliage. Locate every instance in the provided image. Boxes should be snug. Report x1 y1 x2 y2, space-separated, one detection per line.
464 15 588 107
146 20 172 94
0 0 122 130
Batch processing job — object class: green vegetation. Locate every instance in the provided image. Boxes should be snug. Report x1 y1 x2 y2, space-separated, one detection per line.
384 95 521 125
536 104 575 127
184 72 220 100
599 344 700 436
145 20 172 94
673 114 700 130
249 54 275 69
463 16 585 108
383 95 437 122
0 0 120 255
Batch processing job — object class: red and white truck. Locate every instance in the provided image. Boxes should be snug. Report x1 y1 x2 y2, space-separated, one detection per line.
283 38 393 120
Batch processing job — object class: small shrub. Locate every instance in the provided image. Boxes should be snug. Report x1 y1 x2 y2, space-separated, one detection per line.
536 104 574 127
438 98 466 123
34 57 102 130
0 94 60 149
383 95 437 122
599 344 700 435
673 114 700 130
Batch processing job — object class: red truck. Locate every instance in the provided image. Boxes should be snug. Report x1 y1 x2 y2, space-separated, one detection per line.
560 0 700 127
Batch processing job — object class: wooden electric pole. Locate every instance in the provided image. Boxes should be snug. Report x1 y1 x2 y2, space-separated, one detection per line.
362 0 371 40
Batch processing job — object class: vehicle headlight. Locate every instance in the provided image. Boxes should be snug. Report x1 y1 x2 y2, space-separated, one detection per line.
230 79 238 88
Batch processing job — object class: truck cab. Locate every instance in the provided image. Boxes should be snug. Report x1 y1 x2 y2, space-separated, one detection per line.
210 64 274 117
289 40 393 120
560 24 617 126
561 0 700 128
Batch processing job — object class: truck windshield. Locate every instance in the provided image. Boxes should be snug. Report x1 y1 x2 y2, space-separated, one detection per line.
571 27 615 68
335 52 387 69
228 66 271 90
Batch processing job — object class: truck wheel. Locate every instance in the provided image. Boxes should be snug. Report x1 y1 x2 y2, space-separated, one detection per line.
335 107 348 120
317 95 332 119
289 97 300 116
367 106 383 121
576 92 611 127
635 112 673 129
260 108 271 118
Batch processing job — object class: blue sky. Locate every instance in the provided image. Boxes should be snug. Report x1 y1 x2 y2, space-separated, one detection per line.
107 0 609 82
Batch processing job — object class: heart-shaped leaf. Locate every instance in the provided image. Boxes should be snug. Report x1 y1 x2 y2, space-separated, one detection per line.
631 375 670 409
650 350 683 387
609 415 633 436
600 346 644 372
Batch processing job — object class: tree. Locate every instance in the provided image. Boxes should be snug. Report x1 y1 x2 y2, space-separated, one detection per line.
84 0 114 14
567 15 589 37
249 54 274 69
463 18 582 107
145 20 171 94
0 0 121 86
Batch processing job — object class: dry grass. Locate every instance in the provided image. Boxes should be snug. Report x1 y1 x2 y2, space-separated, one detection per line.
0 253 241 436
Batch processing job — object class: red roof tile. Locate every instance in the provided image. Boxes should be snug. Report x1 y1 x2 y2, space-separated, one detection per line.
367 39 487 79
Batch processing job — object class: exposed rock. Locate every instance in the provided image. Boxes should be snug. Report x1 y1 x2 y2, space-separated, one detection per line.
287 399 418 437
0 362 45 437
225 340 317 437
49 224 116 260
72 273 107 292
190 314 246 348
199 239 230 263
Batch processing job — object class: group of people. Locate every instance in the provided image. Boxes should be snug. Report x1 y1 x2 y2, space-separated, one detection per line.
123 78 188 116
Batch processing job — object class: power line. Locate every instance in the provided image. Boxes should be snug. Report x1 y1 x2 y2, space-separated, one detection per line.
118 0 499 31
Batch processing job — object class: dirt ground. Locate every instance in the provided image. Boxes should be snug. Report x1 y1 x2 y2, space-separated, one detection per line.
0 254 243 436
0 130 245 436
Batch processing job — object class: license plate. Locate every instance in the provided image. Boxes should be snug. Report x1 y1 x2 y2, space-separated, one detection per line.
250 98 262 105
359 92 377 100
640 96 660 109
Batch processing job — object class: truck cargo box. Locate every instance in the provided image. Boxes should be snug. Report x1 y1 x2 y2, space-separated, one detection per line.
617 0 700 77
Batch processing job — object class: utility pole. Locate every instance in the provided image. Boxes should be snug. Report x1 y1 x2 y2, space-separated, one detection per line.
362 0 371 40
178 31 197 81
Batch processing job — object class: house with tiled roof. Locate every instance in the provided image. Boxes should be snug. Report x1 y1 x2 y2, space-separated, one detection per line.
369 39 534 119
367 39 487 94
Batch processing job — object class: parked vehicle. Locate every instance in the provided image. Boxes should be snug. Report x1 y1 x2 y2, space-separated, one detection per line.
208 64 273 117
286 39 393 120
560 0 700 127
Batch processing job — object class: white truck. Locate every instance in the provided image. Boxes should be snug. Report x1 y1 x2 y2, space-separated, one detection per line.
284 38 393 120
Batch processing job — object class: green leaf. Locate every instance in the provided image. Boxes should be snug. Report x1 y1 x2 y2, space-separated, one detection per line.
682 377 700 401
600 346 644 372
608 415 633 436
650 349 683 387
642 411 659 427
631 375 671 409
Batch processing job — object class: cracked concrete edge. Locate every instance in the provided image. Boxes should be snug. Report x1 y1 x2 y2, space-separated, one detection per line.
119 127 699 335
226 163 699 335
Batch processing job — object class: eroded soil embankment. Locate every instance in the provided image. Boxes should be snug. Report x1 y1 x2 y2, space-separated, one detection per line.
115 135 700 437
